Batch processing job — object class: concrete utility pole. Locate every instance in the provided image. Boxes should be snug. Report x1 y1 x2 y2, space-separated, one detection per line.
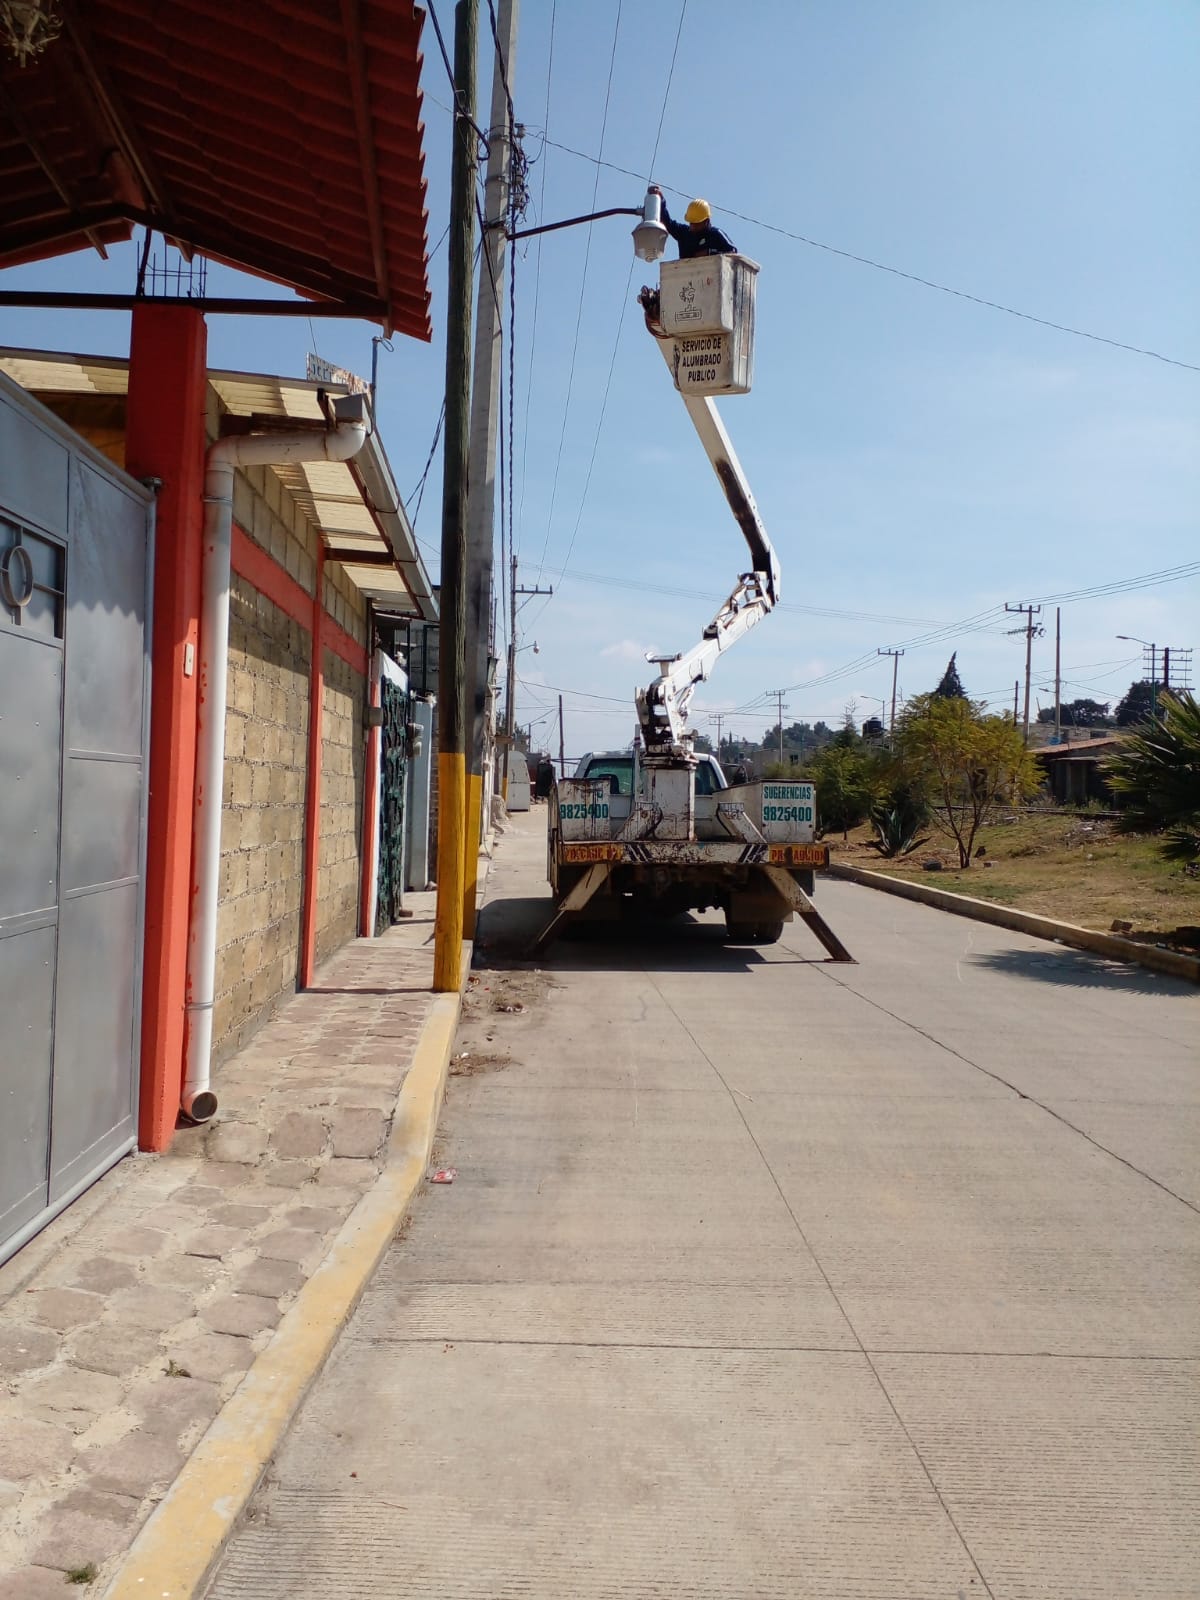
708 711 725 761
433 0 478 994
878 647 904 741
557 694 565 777
1005 602 1043 745
503 551 551 798
463 0 519 937
768 688 789 766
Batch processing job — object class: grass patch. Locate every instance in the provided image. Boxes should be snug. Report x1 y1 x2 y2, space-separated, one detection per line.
833 811 1200 937
65 1565 98 1586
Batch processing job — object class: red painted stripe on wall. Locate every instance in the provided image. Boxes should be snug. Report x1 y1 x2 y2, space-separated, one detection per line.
231 522 368 675
230 523 311 628
320 612 368 676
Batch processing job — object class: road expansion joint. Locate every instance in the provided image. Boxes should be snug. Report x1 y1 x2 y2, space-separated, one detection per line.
788 941 1200 1218
640 963 1000 1600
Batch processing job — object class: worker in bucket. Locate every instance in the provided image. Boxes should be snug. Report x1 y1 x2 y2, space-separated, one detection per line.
650 186 736 259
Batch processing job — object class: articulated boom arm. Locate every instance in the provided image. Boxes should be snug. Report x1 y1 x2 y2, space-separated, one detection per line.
636 330 782 758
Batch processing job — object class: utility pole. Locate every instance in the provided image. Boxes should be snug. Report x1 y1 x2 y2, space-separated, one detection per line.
768 688 789 766
708 711 725 761
503 551 551 799
1013 681 1019 723
1005 602 1043 745
557 694 565 777
463 0 518 937
1054 607 1061 738
433 0 478 994
877 647 904 741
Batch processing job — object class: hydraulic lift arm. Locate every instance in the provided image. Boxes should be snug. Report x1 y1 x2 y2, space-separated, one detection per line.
635 307 782 758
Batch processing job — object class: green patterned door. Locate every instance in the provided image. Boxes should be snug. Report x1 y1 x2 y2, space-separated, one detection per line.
375 677 408 933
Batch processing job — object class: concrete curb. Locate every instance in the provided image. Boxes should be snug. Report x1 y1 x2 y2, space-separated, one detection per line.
101 953 472 1600
827 863 1200 985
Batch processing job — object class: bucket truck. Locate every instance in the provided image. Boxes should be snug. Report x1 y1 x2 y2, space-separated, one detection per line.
540 193 851 961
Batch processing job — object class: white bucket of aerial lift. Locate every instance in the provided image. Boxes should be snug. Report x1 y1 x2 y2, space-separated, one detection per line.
659 254 758 397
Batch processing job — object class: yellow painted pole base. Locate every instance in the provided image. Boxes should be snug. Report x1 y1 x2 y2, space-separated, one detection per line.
433 752 465 992
462 771 482 938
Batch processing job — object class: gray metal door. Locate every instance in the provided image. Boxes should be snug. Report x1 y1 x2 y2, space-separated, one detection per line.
0 376 152 1265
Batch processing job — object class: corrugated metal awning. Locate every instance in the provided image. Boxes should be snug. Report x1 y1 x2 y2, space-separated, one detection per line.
0 348 436 620
0 2 431 339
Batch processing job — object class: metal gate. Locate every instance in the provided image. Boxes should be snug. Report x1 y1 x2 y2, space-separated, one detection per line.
375 673 408 933
0 375 152 1266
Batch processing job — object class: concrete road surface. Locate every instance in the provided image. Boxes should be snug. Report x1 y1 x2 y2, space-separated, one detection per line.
210 809 1199 1600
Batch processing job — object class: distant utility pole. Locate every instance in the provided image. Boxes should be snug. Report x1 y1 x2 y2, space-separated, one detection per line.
1054 607 1061 738
768 688 789 766
463 0 519 937
1163 646 1192 697
877 647 904 740
557 694 566 777
1013 680 1019 723
708 711 725 758
433 0 478 995
503 552 551 798
1005 602 1043 745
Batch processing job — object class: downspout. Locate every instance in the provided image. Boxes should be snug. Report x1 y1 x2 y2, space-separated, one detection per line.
182 394 369 1122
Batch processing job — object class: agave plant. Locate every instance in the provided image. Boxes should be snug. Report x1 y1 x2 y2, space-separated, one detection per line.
867 774 931 859
1105 692 1200 863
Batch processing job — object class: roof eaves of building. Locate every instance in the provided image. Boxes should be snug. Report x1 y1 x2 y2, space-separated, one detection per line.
0 347 435 620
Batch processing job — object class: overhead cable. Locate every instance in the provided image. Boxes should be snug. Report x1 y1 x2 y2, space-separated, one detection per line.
535 133 1200 373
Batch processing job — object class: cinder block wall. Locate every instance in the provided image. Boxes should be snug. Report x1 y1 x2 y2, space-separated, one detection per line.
215 576 310 1055
316 563 368 964
212 459 368 1060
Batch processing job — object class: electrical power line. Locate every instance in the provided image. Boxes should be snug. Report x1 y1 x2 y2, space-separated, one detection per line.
533 2 624 578
515 0 556 560
529 0 688 631
532 133 1200 374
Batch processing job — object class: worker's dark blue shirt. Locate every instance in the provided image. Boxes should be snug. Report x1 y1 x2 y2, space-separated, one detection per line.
661 203 736 259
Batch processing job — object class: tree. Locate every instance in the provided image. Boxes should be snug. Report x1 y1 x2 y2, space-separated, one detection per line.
1036 698 1111 727
894 694 1037 868
692 732 714 754
1116 680 1157 726
809 743 876 840
932 653 967 699
1105 692 1200 863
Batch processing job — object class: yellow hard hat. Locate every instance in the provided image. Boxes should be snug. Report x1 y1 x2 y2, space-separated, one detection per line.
685 198 711 226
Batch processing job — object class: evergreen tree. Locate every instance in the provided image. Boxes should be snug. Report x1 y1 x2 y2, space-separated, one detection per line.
932 653 967 699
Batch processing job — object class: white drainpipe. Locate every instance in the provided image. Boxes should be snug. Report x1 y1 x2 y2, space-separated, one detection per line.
182 395 369 1122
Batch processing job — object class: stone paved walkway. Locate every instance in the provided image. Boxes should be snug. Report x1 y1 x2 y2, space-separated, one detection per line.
0 897 439 1595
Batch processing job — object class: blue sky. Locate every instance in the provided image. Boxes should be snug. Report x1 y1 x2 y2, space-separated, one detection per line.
2 1 1196 761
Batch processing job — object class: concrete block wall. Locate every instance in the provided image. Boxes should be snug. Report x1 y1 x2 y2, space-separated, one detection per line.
215 576 310 1057
317 646 366 964
211 455 370 1058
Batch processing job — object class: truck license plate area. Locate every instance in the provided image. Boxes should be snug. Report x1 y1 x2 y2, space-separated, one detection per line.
563 843 621 863
768 844 829 867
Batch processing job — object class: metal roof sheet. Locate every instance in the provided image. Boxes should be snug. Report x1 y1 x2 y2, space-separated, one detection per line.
0 346 436 620
0 2 432 339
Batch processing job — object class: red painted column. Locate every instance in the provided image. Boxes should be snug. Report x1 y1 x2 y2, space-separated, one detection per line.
299 544 326 987
359 644 381 937
125 304 208 1151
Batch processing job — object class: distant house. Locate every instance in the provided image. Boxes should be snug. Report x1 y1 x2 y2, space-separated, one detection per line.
1035 734 1127 805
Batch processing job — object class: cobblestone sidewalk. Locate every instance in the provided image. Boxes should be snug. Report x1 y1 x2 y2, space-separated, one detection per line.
0 900 439 1596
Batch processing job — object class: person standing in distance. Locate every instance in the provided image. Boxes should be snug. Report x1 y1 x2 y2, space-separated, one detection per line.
650 186 736 258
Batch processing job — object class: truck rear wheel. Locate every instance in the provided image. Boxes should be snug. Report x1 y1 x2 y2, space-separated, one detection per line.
725 918 784 946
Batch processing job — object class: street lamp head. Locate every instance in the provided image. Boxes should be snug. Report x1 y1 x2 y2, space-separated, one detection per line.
632 187 668 263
